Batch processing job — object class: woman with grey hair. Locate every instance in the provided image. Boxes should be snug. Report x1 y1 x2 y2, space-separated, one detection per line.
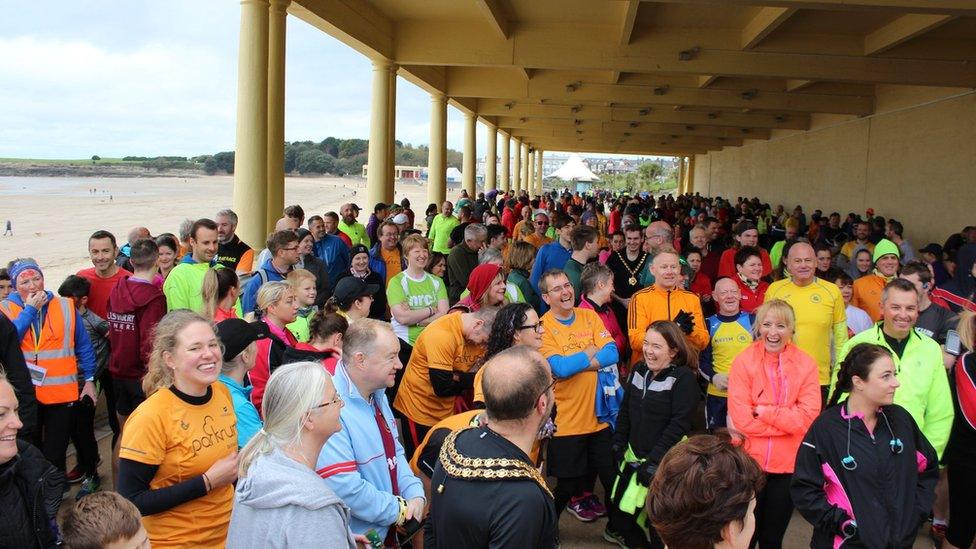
228 361 357 548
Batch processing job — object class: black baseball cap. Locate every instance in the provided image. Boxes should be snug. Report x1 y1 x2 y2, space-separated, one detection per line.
919 243 943 257
333 277 381 309
216 319 271 362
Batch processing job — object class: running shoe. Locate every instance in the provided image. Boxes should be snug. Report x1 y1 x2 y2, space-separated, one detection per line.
65 465 84 484
602 527 627 548
583 492 607 517
567 496 598 522
75 475 101 500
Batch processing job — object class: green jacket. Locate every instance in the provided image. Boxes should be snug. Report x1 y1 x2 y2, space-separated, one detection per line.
163 261 215 313
337 220 370 248
428 214 459 254
833 324 954 458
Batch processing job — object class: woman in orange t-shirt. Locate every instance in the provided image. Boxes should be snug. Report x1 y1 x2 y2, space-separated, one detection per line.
118 310 240 548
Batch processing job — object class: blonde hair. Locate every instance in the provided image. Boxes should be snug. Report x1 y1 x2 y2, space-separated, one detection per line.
958 311 975 354
400 234 428 256
238 361 333 477
286 268 316 287
753 299 796 338
143 310 216 396
256 281 293 312
201 268 239 321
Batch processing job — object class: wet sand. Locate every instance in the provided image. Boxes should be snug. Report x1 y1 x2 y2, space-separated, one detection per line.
0 174 446 284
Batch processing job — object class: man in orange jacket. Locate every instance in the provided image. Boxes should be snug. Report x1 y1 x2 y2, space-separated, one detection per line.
627 250 708 364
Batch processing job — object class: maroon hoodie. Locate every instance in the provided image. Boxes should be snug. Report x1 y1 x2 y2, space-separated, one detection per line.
108 276 167 379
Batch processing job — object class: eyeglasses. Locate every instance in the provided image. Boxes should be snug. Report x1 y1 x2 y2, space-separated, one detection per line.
545 282 573 294
536 378 557 402
518 322 544 333
310 393 343 410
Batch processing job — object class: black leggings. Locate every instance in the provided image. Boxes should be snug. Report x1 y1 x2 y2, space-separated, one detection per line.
70 396 99 476
947 461 976 548
38 402 74 473
750 473 794 549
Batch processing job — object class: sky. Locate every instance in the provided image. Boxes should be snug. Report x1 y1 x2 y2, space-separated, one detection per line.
0 1 648 161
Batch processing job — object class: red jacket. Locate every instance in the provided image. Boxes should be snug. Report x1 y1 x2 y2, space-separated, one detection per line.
728 341 821 473
733 276 768 314
717 247 773 280
689 272 712 301
249 319 298 412
107 276 166 380
579 295 627 361
501 207 517 237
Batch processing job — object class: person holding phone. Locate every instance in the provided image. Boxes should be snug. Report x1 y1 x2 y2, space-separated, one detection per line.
0 259 97 476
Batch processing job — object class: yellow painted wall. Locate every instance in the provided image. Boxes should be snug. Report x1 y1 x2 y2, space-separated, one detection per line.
693 88 976 248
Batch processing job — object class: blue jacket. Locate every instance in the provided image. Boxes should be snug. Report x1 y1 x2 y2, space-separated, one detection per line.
314 235 351 290
316 362 425 536
219 374 262 449
368 244 406 284
596 364 624 428
3 291 96 381
240 258 290 315
529 240 572 312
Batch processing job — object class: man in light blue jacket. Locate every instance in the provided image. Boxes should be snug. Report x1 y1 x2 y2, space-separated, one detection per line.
316 319 425 538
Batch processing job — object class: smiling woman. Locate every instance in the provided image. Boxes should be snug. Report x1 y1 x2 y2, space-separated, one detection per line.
117 310 240 548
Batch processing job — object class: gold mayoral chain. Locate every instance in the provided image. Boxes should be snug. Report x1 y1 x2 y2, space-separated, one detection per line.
616 250 647 287
437 428 552 499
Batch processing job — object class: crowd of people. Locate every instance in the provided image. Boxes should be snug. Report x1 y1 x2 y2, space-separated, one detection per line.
1 187 975 549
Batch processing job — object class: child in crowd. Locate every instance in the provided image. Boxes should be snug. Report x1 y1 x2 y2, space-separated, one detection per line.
286 268 318 342
833 272 873 337
59 491 148 549
57 275 108 499
699 277 753 431
107 237 167 482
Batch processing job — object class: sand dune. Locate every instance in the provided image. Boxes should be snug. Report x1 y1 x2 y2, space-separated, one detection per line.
0 174 453 284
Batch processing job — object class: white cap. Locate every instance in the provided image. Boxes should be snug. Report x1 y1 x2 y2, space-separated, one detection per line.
392 213 409 224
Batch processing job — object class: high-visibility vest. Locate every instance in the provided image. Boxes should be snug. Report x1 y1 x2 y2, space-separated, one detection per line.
0 297 79 404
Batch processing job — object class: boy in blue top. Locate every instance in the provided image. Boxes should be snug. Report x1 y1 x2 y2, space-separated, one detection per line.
699 278 753 431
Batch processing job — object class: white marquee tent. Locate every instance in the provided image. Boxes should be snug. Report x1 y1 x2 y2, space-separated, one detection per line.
547 153 600 182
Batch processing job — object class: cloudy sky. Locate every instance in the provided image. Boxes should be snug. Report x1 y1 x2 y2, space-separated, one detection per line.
0 0 494 159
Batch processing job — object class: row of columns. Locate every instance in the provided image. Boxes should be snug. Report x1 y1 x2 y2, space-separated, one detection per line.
233 0 550 249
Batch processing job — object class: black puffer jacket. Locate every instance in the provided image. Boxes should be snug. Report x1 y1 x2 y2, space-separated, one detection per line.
613 362 699 466
0 440 65 549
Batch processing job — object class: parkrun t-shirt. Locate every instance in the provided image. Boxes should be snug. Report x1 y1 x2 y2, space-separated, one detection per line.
387 271 448 345
119 384 237 548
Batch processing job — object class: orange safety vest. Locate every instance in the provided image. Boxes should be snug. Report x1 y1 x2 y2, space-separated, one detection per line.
0 297 79 405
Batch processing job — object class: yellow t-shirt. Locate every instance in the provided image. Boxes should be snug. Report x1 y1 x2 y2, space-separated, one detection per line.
540 308 614 437
393 313 485 426
381 247 402 286
764 278 847 385
119 384 237 548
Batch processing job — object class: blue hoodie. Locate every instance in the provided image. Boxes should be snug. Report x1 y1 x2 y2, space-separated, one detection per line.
240 258 290 315
314 234 351 289
316 362 424 536
2 291 96 381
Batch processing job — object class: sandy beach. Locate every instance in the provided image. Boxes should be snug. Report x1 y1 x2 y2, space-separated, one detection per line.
0 174 453 284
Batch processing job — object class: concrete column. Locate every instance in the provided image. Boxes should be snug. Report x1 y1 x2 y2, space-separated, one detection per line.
500 132 510 193
233 0 270 249
366 58 392 211
427 93 447 206
485 125 497 192
527 148 535 198
462 112 477 197
512 138 522 194
677 156 686 195
535 149 544 195
385 66 397 203
687 155 697 194
520 142 529 195
265 0 288 233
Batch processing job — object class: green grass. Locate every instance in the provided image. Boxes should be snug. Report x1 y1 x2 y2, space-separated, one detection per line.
0 157 135 165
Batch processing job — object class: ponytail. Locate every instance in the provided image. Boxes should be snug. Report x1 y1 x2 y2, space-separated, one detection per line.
201 268 238 321
323 296 342 315
829 343 892 407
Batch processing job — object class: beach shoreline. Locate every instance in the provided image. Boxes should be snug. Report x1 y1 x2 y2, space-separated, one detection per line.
0 174 452 285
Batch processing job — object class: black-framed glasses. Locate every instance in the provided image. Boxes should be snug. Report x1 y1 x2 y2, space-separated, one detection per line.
537 378 557 401
310 393 343 410
518 322 544 334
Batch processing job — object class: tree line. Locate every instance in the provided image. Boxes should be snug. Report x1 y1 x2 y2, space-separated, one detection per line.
197 138 463 176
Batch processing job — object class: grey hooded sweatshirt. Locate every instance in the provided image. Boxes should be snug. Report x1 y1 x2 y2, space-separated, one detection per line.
227 447 357 549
